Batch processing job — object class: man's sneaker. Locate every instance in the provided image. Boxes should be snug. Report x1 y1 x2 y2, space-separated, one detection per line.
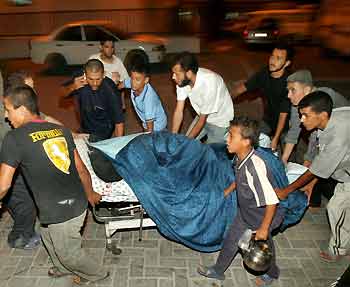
23 233 41 250
8 235 26 249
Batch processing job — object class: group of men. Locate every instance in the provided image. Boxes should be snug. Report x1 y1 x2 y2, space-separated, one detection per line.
0 38 349 286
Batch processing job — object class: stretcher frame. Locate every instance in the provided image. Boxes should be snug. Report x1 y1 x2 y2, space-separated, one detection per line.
74 135 156 255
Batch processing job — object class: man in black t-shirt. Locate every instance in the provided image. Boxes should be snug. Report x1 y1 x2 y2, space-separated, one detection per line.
0 86 109 284
232 43 293 151
75 59 124 140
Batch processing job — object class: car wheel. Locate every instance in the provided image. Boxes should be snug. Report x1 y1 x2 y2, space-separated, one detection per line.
45 53 67 73
123 49 149 74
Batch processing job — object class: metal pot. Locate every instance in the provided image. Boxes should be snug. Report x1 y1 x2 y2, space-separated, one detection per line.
242 237 273 272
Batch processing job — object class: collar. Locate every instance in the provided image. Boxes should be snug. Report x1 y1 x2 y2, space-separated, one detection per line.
237 148 255 170
131 84 149 102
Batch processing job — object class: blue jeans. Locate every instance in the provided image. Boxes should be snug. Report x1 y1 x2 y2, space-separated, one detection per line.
4 172 36 246
186 116 228 144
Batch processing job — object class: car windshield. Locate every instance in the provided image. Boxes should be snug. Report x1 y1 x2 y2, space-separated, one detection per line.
84 25 120 41
55 26 82 41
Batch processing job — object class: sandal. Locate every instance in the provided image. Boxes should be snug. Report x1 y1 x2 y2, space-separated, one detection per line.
48 266 71 278
255 274 274 286
72 271 110 285
197 265 225 280
319 251 344 263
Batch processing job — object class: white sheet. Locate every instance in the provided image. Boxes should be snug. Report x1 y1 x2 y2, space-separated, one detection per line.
74 135 138 202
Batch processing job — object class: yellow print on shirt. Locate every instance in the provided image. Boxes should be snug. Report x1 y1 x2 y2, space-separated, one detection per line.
29 129 63 143
43 137 71 174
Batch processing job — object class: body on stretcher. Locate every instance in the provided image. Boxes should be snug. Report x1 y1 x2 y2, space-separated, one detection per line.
74 135 156 255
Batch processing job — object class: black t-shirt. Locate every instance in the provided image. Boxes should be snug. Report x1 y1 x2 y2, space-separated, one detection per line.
0 121 87 224
245 67 290 133
76 77 124 139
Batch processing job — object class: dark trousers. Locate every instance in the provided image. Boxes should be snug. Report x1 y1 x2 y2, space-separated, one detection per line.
213 211 282 279
4 172 36 243
309 178 337 207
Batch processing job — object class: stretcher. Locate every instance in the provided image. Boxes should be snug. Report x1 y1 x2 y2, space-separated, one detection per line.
74 135 156 255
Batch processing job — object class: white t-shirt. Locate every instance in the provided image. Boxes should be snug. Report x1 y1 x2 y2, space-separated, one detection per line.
89 53 129 82
176 68 234 127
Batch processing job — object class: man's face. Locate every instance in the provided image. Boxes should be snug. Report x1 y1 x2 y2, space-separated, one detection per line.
299 106 323 131
86 70 104 91
226 126 247 154
171 64 191 87
100 41 115 58
130 71 148 95
269 48 289 73
287 82 307 106
4 97 23 128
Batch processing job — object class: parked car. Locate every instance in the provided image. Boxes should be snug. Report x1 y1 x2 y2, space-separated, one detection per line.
242 18 280 45
30 21 166 70
242 6 316 45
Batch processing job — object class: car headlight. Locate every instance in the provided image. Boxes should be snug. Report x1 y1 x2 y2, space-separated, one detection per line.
152 45 165 52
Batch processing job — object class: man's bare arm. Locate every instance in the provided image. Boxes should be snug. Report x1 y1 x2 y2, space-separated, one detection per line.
187 114 208 139
172 100 186 133
113 123 124 137
0 163 16 200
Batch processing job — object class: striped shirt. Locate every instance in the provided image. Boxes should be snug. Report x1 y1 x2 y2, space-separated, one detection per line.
234 149 279 224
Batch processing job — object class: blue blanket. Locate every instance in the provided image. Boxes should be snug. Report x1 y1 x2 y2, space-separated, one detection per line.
99 132 307 251
255 148 308 231
113 131 237 252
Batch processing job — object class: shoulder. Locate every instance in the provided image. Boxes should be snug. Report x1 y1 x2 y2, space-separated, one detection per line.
88 53 101 60
250 153 267 170
331 107 350 122
112 55 124 64
198 68 218 81
146 83 159 97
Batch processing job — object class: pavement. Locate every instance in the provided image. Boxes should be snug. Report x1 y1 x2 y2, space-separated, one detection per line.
1 38 350 287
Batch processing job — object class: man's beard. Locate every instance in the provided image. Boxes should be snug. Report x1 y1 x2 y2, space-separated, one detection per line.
269 62 286 74
178 75 191 87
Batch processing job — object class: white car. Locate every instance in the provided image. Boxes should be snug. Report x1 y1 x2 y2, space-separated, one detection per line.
30 21 166 69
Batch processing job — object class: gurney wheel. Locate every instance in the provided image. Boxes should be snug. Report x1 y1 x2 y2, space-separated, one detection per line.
106 243 122 255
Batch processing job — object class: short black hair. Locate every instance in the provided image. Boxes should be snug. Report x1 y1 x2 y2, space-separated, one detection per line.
129 57 150 77
84 59 104 73
5 70 32 90
230 116 259 147
100 37 115 46
273 42 294 62
171 52 199 74
298 90 333 117
124 49 150 75
4 85 39 115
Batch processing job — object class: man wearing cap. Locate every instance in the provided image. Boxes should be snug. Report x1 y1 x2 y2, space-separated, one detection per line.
282 70 349 208
277 91 350 263
282 69 349 165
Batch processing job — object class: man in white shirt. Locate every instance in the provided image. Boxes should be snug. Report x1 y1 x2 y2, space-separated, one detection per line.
171 52 234 144
88 38 128 83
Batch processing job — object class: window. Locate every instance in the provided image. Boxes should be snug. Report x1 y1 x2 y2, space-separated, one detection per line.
84 26 113 41
55 26 82 41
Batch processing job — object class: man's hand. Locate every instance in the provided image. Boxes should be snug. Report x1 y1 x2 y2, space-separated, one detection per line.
275 187 289 200
270 137 279 152
87 191 102 207
74 75 87 90
303 160 312 168
224 182 236 197
255 226 269 241
111 72 121 84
